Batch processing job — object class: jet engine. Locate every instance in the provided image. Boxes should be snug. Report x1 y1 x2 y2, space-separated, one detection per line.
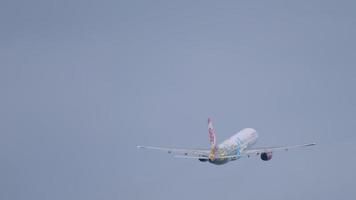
198 155 208 162
260 152 272 161
199 158 208 162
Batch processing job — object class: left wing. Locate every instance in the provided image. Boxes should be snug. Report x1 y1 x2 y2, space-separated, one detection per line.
241 142 316 157
137 146 210 158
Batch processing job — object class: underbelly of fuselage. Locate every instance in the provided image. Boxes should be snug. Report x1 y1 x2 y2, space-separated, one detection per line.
208 158 230 165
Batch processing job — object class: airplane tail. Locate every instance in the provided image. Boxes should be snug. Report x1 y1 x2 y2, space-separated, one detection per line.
208 118 217 160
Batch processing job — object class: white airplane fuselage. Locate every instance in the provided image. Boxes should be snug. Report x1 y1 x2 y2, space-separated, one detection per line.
208 128 258 165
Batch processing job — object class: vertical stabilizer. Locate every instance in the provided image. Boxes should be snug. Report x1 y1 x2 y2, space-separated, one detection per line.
208 118 216 147
208 118 217 160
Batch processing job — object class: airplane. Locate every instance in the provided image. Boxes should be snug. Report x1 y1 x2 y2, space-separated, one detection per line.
137 118 316 165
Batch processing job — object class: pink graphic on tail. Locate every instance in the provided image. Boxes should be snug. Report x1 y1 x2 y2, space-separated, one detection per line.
208 118 216 146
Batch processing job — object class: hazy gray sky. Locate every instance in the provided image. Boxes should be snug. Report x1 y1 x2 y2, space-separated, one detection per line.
1 0 356 200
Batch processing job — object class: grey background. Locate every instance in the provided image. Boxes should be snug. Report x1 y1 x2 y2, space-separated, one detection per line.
1 0 356 200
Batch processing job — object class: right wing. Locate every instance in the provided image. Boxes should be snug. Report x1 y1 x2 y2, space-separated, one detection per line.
241 142 316 157
137 146 210 158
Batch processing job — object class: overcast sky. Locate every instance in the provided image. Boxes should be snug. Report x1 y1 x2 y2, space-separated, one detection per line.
1 0 356 200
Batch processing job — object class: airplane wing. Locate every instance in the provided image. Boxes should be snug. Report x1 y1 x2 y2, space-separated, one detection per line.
137 146 210 158
241 142 316 156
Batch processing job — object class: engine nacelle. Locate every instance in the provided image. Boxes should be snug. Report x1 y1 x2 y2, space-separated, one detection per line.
260 152 272 161
199 158 208 162
198 155 208 162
